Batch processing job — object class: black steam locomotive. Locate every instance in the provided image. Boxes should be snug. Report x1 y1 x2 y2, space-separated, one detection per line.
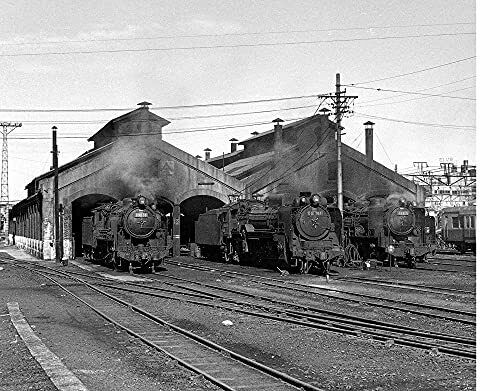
344 196 436 268
195 193 343 274
82 195 172 273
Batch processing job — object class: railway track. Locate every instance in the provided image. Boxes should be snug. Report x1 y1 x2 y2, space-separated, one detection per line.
162 259 475 324
1 258 475 361
415 264 476 274
2 259 327 391
330 276 475 296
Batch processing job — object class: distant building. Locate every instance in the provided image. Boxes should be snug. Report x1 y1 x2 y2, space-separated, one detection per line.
403 160 476 213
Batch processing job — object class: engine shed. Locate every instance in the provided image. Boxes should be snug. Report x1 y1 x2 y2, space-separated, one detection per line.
9 103 244 260
208 114 425 206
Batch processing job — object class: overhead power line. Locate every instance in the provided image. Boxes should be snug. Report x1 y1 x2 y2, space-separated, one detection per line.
6 104 317 125
357 76 475 104
348 56 475 85
350 85 475 100
0 22 475 47
8 116 308 140
353 112 475 129
358 86 474 108
0 32 475 58
0 94 318 113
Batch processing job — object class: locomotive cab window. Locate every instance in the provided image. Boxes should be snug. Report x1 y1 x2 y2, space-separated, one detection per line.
452 216 460 229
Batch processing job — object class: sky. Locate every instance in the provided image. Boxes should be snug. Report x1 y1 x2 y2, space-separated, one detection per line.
0 0 476 203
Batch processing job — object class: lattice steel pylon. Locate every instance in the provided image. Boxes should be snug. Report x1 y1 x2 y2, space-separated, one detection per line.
0 122 22 236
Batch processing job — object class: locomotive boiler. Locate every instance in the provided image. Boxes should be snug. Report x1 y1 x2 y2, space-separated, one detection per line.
344 196 435 268
195 193 343 274
81 195 172 273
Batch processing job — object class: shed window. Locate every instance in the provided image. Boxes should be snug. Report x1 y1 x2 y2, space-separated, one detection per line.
452 216 460 228
470 215 475 228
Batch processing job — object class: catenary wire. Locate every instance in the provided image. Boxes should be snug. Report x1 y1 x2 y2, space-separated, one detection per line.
347 56 475 85
348 85 475 100
9 116 309 140
0 32 475 57
352 112 475 129
251 124 333 195
375 133 394 165
6 104 318 125
0 22 475 46
0 94 319 113
357 76 475 104
358 86 474 108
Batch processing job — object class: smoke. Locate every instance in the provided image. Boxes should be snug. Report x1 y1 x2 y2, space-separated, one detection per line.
103 140 163 202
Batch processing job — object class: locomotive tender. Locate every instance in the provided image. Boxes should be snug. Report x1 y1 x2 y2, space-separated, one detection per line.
344 196 436 268
82 195 172 273
195 193 343 274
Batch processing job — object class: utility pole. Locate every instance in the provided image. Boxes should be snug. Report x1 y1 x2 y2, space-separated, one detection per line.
1 122 22 239
318 74 357 244
52 126 62 264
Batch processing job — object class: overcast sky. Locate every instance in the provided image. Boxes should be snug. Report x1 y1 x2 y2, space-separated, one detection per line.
0 0 476 202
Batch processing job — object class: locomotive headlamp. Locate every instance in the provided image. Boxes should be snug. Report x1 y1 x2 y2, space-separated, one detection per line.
300 196 307 205
387 244 395 254
399 197 406 206
151 204 157 210
311 194 321 206
412 201 417 207
138 196 146 205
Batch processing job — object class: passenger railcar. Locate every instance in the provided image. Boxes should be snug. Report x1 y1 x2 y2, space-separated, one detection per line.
438 205 476 254
195 193 343 274
82 195 172 272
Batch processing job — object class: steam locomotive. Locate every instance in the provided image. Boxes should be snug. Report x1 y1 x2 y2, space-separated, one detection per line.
344 196 436 268
195 193 343 274
82 195 172 273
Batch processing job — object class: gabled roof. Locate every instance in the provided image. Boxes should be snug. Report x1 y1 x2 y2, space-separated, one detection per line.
25 141 115 189
88 107 170 142
238 115 322 145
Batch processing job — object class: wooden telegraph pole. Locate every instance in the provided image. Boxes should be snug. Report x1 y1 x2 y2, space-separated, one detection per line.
318 73 357 245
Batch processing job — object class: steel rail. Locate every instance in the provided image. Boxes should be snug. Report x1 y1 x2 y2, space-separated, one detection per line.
0 258 475 359
415 265 476 274
330 276 475 295
163 260 476 322
150 272 475 345
422 260 476 268
4 260 327 391
86 276 476 359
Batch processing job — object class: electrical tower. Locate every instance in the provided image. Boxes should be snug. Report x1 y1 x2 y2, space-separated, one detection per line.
0 122 22 236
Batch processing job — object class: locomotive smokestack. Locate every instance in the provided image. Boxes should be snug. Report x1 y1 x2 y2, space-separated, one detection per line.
229 138 238 153
204 148 212 161
364 121 374 162
273 118 283 158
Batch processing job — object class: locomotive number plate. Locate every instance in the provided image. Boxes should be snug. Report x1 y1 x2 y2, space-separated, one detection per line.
307 210 324 216
397 211 409 216
135 212 149 218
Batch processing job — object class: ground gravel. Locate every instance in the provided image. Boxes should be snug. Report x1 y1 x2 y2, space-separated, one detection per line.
0 249 219 391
